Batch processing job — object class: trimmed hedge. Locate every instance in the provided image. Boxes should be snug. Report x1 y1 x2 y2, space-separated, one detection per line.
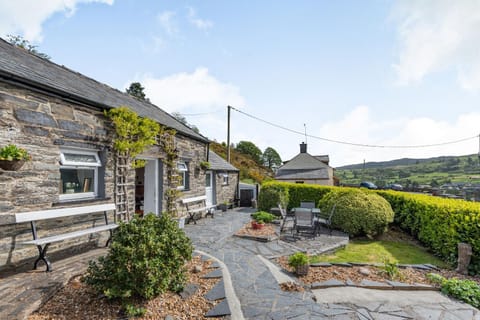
377 190 480 272
258 181 335 211
319 188 394 238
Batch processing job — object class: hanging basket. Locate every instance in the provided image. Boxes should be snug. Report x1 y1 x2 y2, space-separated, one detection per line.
0 159 26 171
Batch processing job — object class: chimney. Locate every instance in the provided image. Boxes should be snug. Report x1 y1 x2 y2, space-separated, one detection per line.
300 142 307 153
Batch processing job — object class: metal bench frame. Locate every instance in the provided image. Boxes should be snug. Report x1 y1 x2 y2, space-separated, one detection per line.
14 203 118 272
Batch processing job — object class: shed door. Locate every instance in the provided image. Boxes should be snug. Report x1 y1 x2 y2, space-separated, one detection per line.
240 189 253 207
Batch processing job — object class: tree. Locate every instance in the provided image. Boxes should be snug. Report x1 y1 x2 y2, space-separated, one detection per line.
235 141 262 164
171 112 200 133
6 35 50 60
262 147 282 169
126 82 149 101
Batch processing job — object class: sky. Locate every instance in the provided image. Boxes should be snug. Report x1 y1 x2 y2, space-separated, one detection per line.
1 0 480 167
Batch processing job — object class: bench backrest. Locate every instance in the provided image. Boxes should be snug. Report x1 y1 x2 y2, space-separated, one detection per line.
181 195 207 205
15 203 116 223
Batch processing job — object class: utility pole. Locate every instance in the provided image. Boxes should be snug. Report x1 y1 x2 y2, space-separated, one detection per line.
227 105 231 163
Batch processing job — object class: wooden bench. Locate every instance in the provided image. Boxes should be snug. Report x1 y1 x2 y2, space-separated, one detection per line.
181 196 216 224
14 203 118 272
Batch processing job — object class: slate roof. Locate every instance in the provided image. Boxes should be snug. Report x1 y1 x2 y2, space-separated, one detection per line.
275 152 330 180
0 38 208 143
208 151 238 171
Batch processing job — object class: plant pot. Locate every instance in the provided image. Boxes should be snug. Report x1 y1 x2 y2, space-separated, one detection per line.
251 221 264 230
0 159 25 171
295 264 309 276
175 217 186 229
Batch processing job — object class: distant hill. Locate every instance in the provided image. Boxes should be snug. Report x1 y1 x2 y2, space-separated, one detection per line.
336 154 480 187
209 141 274 183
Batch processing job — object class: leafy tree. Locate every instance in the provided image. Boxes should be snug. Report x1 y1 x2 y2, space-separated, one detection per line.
6 35 50 60
235 141 262 164
126 82 149 101
171 112 199 133
262 147 282 169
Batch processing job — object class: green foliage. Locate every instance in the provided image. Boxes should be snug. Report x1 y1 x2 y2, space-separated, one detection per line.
288 252 309 268
318 189 394 238
123 303 146 317
199 161 210 170
257 182 290 211
235 141 263 164
381 258 400 280
0 144 31 161
262 147 282 169
251 211 276 223
427 273 480 308
105 106 160 160
377 190 480 271
7 34 50 60
84 213 193 301
126 82 148 101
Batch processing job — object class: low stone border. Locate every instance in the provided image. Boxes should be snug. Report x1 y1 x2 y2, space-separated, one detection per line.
307 262 440 291
233 233 279 242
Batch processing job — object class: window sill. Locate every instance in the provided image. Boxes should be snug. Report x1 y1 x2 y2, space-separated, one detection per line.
53 196 112 207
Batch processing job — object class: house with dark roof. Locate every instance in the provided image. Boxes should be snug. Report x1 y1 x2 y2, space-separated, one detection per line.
0 38 213 270
275 142 334 185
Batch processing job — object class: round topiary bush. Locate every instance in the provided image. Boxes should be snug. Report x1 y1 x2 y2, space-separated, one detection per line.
318 188 394 238
84 213 193 300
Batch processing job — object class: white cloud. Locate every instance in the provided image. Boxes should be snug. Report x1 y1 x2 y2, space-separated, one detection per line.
317 106 480 166
0 0 113 42
392 0 480 90
157 11 178 36
186 6 213 31
129 68 245 141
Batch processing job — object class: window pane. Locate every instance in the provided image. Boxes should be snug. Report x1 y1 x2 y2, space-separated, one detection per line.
205 173 211 187
60 168 95 194
177 162 188 171
64 153 98 164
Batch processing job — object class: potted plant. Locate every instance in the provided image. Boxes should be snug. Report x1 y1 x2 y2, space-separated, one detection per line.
288 252 309 276
0 144 31 171
199 161 210 170
219 201 229 212
251 218 265 230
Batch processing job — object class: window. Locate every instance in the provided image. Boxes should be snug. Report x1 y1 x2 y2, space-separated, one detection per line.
177 161 189 190
59 149 101 201
222 173 229 185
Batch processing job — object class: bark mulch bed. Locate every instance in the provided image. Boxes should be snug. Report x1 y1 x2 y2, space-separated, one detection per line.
29 256 224 320
234 222 278 241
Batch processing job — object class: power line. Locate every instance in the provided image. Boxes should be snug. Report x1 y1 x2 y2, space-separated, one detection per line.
229 106 479 149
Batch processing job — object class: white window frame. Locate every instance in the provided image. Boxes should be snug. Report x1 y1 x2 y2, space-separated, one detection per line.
177 161 188 190
59 148 101 201
222 173 229 185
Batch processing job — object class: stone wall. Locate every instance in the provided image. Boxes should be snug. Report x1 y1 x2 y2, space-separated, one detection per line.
214 171 239 205
0 82 116 269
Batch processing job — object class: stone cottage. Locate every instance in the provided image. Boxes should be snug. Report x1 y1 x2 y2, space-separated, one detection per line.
206 150 239 208
0 38 211 270
275 142 335 186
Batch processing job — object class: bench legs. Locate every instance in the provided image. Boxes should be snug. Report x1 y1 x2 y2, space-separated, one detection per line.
34 244 52 272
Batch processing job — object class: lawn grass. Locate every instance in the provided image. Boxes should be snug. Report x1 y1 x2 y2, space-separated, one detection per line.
311 240 449 268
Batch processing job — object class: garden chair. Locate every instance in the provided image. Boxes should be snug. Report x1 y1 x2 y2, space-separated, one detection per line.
316 204 336 235
293 207 318 236
300 201 315 209
278 204 294 233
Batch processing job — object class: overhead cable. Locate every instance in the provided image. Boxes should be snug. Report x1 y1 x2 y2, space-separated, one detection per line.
229 106 478 149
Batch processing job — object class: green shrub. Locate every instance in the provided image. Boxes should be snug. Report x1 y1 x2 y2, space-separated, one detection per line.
319 188 394 238
251 211 276 223
427 273 480 308
84 213 193 301
288 252 309 267
257 182 289 211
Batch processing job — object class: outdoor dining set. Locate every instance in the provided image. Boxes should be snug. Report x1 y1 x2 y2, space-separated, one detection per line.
278 201 336 238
